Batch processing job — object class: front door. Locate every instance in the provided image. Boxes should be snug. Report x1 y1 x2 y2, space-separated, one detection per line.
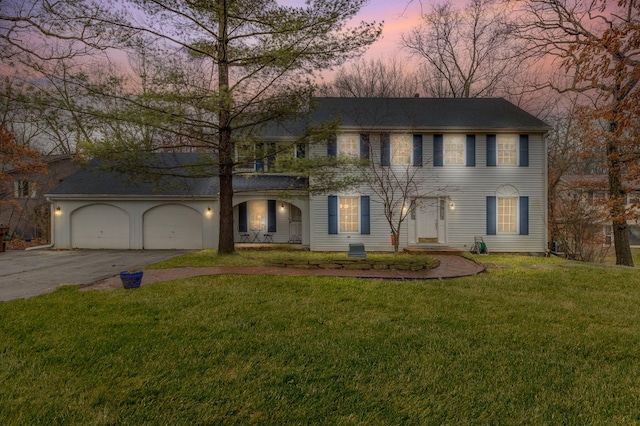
289 205 302 243
416 198 439 243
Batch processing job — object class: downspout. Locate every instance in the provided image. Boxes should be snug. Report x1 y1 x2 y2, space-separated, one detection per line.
27 198 55 250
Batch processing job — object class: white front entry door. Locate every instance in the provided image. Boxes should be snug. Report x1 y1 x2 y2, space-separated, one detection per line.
416 198 440 243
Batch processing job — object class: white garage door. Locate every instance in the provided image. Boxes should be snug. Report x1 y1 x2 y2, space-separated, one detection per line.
71 204 130 249
143 204 203 249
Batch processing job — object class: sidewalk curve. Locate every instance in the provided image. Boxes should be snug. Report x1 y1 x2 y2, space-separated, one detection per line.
84 255 485 292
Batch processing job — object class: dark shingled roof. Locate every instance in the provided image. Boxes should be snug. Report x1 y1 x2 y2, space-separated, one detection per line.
48 153 307 197
312 97 550 130
264 97 551 137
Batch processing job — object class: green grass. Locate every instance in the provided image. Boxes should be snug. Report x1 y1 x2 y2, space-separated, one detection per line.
2 255 640 424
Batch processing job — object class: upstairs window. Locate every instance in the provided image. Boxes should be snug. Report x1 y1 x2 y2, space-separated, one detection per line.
444 135 465 165
391 134 412 165
487 134 528 167
14 180 36 198
338 134 360 158
497 135 518 165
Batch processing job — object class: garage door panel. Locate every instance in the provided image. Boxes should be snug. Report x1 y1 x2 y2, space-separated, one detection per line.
71 204 130 249
144 205 203 249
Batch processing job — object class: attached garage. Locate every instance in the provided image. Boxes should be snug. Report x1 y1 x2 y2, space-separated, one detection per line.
143 204 204 249
71 204 130 249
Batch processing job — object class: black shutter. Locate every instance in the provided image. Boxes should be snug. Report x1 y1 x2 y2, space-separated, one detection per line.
360 134 370 160
434 134 443 167
519 135 529 167
413 134 423 167
519 197 529 235
268 200 276 233
486 135 496 167
486 196 496 235
380 133 390 166
466 135 476 167
239 202 247 233
328 196 338 234
360 196 370 235
327 135 337 157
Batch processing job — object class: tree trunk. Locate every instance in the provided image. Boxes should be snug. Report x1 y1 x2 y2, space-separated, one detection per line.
606 119 634 266
217 0 235 254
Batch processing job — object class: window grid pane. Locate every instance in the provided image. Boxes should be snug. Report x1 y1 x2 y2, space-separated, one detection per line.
339 196 359 233
338 134 359 158
497 135 517 165
498 198 517 233
445 135 465 165
392 134 411 165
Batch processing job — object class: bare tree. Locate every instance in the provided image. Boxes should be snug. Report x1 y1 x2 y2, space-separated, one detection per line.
515 0 640 266
402 0 522 98
321 56 421 97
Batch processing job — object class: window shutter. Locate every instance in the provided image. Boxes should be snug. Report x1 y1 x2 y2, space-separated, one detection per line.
255 143 264 171
327 135 337 157
268 200 276 233
433 134 443 166
519 135 529 167
239 202 248 233
360 134 370 160
486 134 496 167
380 133 390 166
13 181 19 198
486 196 497 235
519 196 529 235
466 135 476 167
267 142 276 171
360 196 370 235
328 196 338 234
413 134 423 167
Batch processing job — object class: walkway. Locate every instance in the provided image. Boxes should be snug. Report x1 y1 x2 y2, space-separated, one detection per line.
83 255 485 291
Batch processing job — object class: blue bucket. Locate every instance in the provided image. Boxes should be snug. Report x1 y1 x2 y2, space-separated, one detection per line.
120 271 144 289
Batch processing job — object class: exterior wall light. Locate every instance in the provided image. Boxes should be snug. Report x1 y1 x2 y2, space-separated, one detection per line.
55 206 62 216
449 202 455 210
206 207 213 217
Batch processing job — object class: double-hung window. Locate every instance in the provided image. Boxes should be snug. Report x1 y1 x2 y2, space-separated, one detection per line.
391 134 412 165
498 197 517 233
328 195 370 235
434 134 474 166
339 196 359 233
444 135 465 165
497 135 518 165
487 185 529 235
487 134 528 167
338 134 360 158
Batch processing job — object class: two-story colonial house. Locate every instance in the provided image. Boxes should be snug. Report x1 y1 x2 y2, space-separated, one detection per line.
47 97 550 253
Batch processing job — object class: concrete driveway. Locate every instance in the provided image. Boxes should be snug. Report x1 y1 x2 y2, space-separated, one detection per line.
0 249 189 302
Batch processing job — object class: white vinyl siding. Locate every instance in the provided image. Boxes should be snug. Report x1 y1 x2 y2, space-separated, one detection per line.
310 132 547 253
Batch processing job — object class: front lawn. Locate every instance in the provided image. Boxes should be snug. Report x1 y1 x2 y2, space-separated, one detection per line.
1 256 639 424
